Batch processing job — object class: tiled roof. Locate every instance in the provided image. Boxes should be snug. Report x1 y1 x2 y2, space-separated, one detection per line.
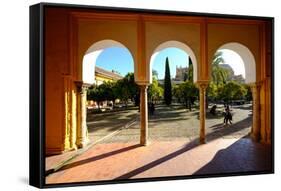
95 66 123 80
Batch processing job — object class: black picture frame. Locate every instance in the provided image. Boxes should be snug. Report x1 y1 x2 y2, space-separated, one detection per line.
29 2 274 189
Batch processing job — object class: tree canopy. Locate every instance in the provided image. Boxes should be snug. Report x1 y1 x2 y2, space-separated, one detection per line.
148 76 163 103
218 81 247 102
87 72 139 108
211 51 230 85
173 81 198 110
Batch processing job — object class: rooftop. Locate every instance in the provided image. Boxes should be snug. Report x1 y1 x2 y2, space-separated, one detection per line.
95 66 123 80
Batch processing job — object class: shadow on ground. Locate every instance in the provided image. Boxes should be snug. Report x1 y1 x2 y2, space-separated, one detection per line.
193 138 272 175
47 104 255 177
54 144 142 173
112 115 254 179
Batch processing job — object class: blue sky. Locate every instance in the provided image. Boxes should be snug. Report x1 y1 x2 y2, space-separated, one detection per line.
95 47 245 79
95 47 189 79
95 47 134 76
152 48 189 79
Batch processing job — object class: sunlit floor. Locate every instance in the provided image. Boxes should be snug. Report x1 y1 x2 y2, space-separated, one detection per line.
46 137 272 184
45 104 271 184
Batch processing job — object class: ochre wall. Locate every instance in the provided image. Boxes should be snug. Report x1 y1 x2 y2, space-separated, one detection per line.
44 7 273 154
76 19 138 81
207 22 261 81
45 8 71 154
262 21 273 143
145 21 201 82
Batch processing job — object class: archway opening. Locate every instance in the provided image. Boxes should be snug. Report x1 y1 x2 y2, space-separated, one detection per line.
206 43 256 141
83 40 140 144
148 41 200 142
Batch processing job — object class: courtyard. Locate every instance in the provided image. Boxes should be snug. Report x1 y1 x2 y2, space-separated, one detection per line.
87 103 252 143
44 103 269 184
39 8 273 188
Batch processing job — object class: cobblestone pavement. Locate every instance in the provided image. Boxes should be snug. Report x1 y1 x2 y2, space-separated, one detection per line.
87 108 139 142
99 104 252 143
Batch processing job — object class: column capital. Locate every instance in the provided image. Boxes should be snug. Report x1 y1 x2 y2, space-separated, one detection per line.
136 81 150 86
75 81 91 94
74 81 91 88
249 82 262 89
139 84 148 91
249 82 262 95
196 81 209 90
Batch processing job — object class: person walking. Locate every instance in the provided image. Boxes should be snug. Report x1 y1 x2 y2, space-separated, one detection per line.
151 102 155 115
224 105 233 125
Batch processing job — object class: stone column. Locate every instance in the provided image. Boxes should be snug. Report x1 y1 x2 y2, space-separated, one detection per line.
75 81 90 148
250 83 261 142
197 82 208 144
139 85 148 146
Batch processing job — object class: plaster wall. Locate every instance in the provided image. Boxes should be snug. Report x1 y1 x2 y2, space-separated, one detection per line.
77 19 138 81
145 22 200 82
45 8 70 154
207 23 261 81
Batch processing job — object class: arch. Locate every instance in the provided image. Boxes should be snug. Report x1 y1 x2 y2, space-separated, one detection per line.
149 40 198 83
82 39 134 84
216 42 256 84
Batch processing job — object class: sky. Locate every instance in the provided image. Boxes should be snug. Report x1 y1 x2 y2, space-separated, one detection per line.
219 49 245 78
152 48 189 79
95 46 245 79
95 47 134 76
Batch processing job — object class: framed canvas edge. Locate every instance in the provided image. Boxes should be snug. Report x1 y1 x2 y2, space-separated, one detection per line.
29 3 46 189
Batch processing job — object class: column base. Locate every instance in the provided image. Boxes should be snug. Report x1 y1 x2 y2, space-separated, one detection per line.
251 132 260 142
266 138 272 145
45 147 65 156
199 138 206 144
70 145 78 151
76 138 90 148
140 140 149 146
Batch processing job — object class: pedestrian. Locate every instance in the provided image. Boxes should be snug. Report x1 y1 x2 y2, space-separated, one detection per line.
151 103 155 115
210 105 217 115
224 105 232 125
148 102 151 115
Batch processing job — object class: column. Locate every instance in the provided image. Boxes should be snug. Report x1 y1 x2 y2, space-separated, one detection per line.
197 82 208 144
70 87 77 150
139 85 148 146
250 83 261 142
75 81 90 148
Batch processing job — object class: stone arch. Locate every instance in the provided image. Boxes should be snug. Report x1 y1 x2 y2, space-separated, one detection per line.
215 42 256 84
82 39 135 84
149 40 198 83
77 39 136 148
212 42 261 142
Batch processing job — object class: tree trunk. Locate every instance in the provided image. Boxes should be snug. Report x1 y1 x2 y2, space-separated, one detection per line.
188 98 192 111
112 99 115 109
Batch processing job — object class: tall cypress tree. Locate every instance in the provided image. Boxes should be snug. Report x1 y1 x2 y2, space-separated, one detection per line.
187 57 193 82
164 57 172 105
